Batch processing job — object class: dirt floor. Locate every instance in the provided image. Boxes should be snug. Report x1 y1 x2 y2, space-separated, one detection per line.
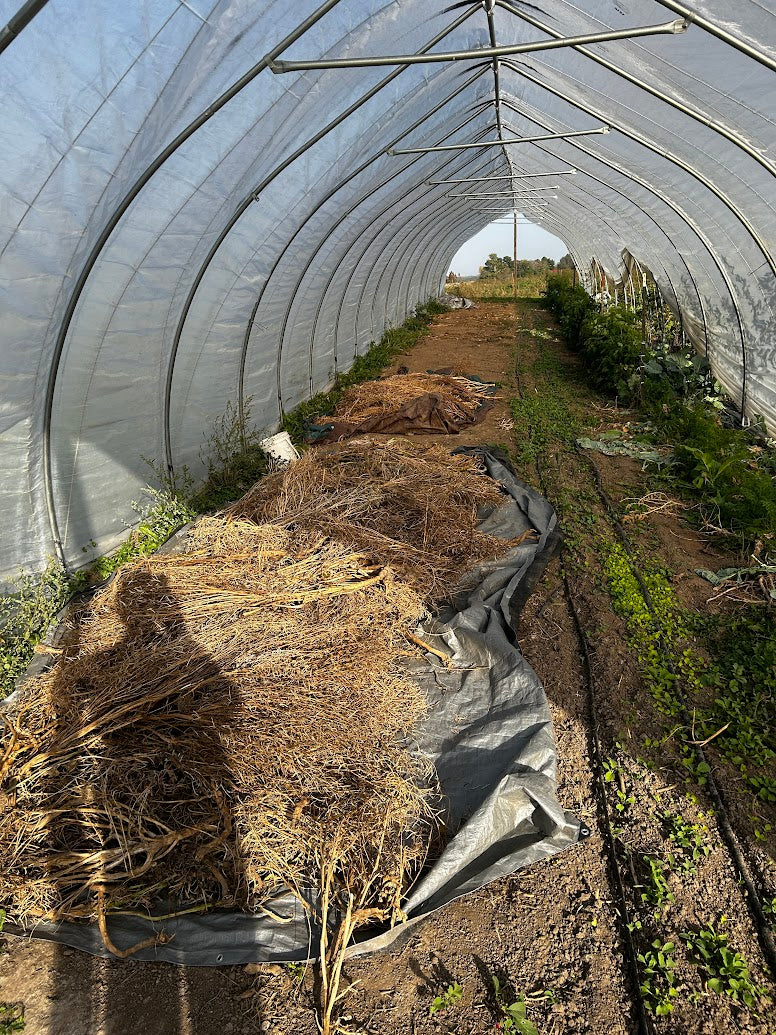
2 300 774 1034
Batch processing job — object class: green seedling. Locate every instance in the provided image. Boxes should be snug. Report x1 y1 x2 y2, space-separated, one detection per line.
680 920 770 1009
490 975 551 1034
637 939 678 1016
639 855 674 911
284 961 306 984
660 811 711 873
429 981 463 1016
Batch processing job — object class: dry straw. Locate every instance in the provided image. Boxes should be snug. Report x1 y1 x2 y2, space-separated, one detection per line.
1 439 522 1028
330 371 492 430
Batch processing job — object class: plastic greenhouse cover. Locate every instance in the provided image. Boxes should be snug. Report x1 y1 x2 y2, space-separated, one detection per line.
1 1 775 584
4 450 583 965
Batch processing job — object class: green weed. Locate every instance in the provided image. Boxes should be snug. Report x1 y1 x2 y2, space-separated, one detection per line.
0 562 75 696
0 1005 24 1035
429 980 463 1015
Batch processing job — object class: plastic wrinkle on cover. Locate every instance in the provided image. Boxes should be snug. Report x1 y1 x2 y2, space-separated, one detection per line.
6 449 581 966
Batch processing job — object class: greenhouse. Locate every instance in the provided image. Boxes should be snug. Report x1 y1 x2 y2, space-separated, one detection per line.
1 3 775 1034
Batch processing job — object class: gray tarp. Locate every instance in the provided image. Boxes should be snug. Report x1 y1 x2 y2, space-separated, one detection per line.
5 450 582 964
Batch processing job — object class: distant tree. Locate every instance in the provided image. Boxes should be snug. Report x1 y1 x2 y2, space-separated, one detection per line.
557 253 575 269
480 253 514 278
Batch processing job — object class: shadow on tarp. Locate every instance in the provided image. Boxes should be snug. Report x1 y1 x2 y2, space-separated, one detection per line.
5 449 583 965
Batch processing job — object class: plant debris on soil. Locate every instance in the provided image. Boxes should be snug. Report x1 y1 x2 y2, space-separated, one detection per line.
311 372 495 441
0 441 513 954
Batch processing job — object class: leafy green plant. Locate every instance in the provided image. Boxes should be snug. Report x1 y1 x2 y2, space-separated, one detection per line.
680 921 770 1009
284 961 307 984
490 976 554 1034
637 939 678 1016
639 855 674 911
660 811 711 872
429 980 463 1015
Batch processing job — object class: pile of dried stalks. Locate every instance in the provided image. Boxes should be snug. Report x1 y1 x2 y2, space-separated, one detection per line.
337 372 491 424
315 372 494 440
225 438 509 595
0 441 514 955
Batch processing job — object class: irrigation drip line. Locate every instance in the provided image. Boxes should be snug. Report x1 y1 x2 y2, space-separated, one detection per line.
538 460 654 1035
513 319 654 1035
577 445 776 981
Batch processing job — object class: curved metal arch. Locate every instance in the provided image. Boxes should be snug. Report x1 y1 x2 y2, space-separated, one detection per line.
500 59 776 292
40 0 345 565
497 100 710 351
553 190 687 333
495 0 776 181
264 106 494 412
234 79 491 416
164 4 487 468
654 0 776 72
233 62 492 427
497 77 749 407
286 122 495 405
382 197 488 330
349 148 504 360
263 94 494 412
309 136 504 380
0 0 49 54
306 146 510 383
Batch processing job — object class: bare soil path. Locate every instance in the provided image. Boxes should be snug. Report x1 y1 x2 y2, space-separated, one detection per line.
2 300 774 1035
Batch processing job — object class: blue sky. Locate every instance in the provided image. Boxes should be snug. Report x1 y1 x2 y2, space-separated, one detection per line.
447 219 568 276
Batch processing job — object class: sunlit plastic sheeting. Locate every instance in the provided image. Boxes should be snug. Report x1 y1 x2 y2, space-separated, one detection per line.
2 0 776 583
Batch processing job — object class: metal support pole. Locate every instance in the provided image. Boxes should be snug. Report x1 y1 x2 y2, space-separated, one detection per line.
389 127 609 154
268 19 686 71
429 170 576 183
0 0 49 54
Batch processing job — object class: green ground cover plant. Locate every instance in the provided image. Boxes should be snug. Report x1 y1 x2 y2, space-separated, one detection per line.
636 938 678 1016
429 980 463 1015
543 275 776 547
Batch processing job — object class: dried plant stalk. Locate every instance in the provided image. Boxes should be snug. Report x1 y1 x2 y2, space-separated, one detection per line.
0 439 518 985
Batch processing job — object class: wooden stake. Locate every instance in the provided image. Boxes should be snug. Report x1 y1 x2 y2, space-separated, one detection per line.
512 208 518 301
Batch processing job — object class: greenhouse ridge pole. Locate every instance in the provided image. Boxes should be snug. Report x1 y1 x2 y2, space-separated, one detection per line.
389 127 609 153
0 0 48 54
268 19 687 71
40 0 345 567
